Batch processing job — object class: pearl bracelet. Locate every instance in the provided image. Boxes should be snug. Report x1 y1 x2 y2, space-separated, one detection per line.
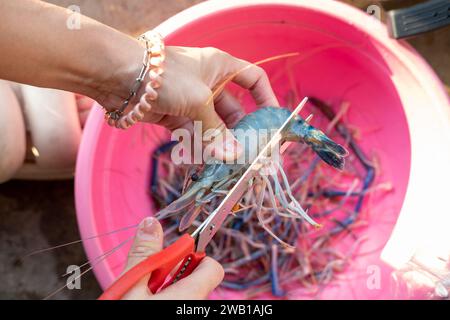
105 31 165 129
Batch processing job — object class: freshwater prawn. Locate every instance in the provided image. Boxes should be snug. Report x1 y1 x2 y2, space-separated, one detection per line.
156 104 348 230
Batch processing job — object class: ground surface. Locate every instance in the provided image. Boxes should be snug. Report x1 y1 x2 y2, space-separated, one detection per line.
0 0 449 300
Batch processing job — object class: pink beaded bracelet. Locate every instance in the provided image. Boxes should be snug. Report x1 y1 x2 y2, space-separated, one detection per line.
105 31 165 129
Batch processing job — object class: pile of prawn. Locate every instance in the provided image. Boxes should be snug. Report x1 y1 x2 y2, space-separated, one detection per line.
151 97 392 298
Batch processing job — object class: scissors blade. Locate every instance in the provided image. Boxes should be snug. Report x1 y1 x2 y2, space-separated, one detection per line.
194 97 309 252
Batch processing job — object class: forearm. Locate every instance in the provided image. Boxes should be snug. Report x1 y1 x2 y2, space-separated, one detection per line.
0 0 142 103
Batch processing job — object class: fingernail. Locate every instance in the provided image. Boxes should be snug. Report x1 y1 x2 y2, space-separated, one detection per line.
223 137 243 160
137 217 160 241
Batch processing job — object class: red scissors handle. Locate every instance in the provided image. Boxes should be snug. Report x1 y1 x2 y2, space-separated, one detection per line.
98 234 205 300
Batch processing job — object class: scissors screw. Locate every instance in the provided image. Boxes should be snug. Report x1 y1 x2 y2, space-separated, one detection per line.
209 224 215 232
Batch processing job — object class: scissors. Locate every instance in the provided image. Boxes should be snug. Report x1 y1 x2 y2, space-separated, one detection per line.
98 98 308 300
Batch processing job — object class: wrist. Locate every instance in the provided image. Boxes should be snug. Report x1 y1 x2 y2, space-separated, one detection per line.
80 29 144 110
102 32 167 129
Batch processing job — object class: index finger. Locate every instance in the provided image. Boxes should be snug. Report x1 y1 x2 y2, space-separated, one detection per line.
230 58 279 107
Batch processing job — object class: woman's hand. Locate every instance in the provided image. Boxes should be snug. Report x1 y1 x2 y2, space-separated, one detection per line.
140 46 278 131
101 46 279 161
121 217 224 300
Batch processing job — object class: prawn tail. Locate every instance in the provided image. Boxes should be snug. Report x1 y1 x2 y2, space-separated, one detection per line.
307 129 348 170
155 183 204 220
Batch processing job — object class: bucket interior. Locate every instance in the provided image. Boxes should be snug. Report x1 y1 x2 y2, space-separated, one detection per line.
76 3 415 299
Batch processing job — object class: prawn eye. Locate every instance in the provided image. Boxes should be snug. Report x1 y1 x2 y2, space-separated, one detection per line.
191 173 199 181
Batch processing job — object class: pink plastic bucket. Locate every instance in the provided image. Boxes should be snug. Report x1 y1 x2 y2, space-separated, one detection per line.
75 0 450 299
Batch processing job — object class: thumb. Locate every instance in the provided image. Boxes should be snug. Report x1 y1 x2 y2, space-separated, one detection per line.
196 101 243 163
122 217 163 299
153 257 224 300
